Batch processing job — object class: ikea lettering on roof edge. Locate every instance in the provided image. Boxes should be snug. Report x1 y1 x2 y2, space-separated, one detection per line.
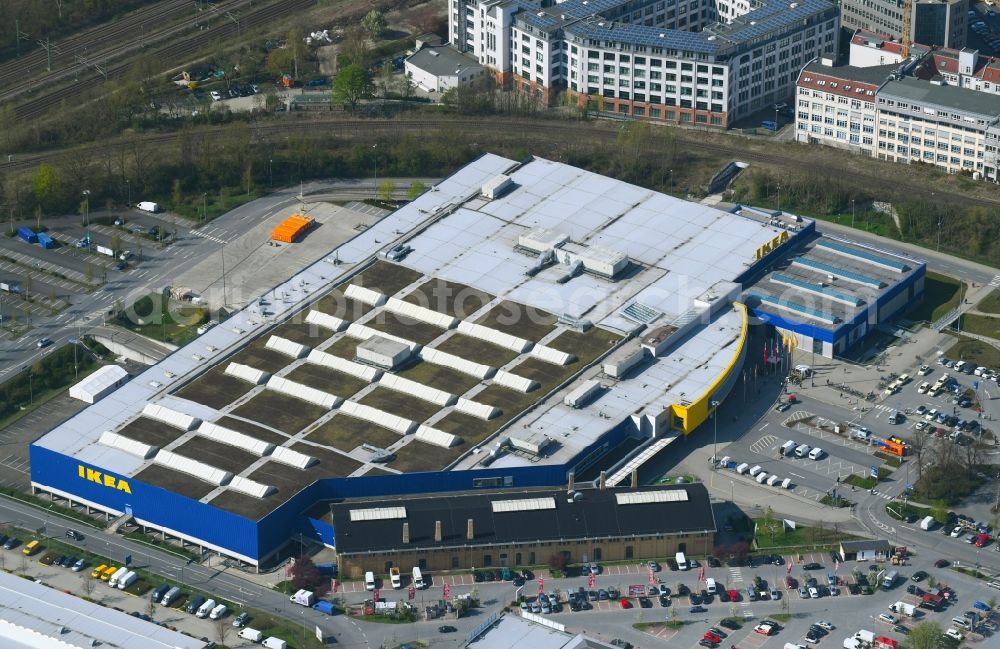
28 154 923 566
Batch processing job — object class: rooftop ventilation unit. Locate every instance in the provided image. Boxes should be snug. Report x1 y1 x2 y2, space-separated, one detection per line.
481 174 513 199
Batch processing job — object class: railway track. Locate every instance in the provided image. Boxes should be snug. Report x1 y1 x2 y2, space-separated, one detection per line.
5 114 1000 212
0 0 197 99
11 0 316 122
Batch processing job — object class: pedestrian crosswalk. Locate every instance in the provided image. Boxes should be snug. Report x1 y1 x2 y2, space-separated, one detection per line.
990 275 1000 288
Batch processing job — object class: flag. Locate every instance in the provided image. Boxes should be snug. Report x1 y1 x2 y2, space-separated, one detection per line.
834 559 839 573
698 565 705 582
408 585 415 600
538 577 544 594
373 588 380 602
443 583 451 599
331 578 338 593
786 561 792 575
649 569 656 585
763 344 769 364
588 573 596 588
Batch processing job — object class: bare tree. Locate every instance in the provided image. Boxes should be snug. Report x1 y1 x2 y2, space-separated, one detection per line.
215 618 231 645
81 574 95 598
909 429 930 485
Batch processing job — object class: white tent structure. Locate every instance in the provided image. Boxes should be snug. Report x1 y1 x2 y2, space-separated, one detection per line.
68 365 129 404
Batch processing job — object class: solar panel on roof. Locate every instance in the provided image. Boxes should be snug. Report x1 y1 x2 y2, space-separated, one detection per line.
491 497 557 513
615 490 689 505
349 506 407 521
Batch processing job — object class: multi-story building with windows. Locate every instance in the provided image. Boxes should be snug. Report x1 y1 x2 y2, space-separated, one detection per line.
450 0 840 128
794 58 896 154
795 55 1000 182
840 0 967 50
876 76 999 180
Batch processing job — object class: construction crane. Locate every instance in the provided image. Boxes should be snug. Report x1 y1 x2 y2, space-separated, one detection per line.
900 0 913 58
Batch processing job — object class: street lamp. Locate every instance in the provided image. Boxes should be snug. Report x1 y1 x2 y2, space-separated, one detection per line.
269 158 273 189
202 193 207 223
22 365 32 405
82 189 90 226
372 143 378 200
125 179 131 208
851 199 855 229
710 400 721 469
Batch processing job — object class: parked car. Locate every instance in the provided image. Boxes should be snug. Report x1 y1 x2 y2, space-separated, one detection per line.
803 562 823 570
912 571 928 582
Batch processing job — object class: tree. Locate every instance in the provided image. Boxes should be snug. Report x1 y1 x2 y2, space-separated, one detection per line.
362 9 387 39
930 499 949 524
81 574 94 598
215 618 231 645
547 552 569 574
904 620 942 649
407 181 426 200
340 26 371 69
379 179 395 202
291 554 321 591
332 64 374 110
171 179 183 209
31 162 62 209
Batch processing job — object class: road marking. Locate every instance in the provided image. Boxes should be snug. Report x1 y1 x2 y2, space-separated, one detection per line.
758 422 770 431
990 275 1000 288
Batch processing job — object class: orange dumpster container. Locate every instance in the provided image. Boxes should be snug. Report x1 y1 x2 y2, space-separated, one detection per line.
271 214 313 243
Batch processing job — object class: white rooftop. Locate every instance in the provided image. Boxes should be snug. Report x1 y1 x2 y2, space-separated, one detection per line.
0 570 204 649
35 153 794 482
467 614 615 649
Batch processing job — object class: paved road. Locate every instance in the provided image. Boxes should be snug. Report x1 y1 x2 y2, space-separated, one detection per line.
0 178 438 379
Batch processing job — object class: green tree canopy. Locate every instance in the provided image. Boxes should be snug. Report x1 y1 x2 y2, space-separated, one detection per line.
332 64 374 110
362 9 387 39
31 163 63 213
903 620 942 649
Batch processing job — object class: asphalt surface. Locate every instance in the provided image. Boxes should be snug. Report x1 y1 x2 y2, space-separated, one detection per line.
0 178 438 380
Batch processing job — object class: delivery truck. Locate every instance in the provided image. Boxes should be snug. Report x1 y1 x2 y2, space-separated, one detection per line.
116 570 138 590
0 282 21 294
313 600 336 615
390 566 401 588
920 516 936 530
137 201 161 213
290 589 315 606
263 637 288 649
36 232 56 249
891 601 917 616
16 226 37 243
238 628 263 642
411 567 424 589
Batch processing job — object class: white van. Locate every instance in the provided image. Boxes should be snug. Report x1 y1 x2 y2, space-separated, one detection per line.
365 571 376 591
412 566 425 589
780 440 797 456
780 478 792 489
767 474 781 487
794 444 811 458
161 586 181 607
706 577 717 594
196 598 217 618
736 463 750 475
676 551 688 570
263 638 288 649
239 628 264 642
116 571 137 590
749 465 763 477
808 447 824 460
209 603 228 620
108 567 129 588
756 472 769 484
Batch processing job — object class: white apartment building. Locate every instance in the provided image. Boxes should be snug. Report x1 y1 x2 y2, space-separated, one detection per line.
795 57 1000 182
794 59 889 156
450 0 840 128
876 77 1000 180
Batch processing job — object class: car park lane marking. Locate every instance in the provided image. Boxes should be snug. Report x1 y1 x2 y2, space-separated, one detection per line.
642 624 677 641
758 422 770 431
750 434 778 454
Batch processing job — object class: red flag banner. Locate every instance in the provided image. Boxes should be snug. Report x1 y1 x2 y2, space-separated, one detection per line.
331 578 338 593
588 573 596 588
698 566 705 582
648 569 656 585
443 583 451 599
786 561 792 575
373 588 380 602
538 577 545 594
408 585 415 600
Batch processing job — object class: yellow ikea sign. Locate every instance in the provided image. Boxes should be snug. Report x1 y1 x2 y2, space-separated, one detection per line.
78 465 132 494
754 230 789 260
